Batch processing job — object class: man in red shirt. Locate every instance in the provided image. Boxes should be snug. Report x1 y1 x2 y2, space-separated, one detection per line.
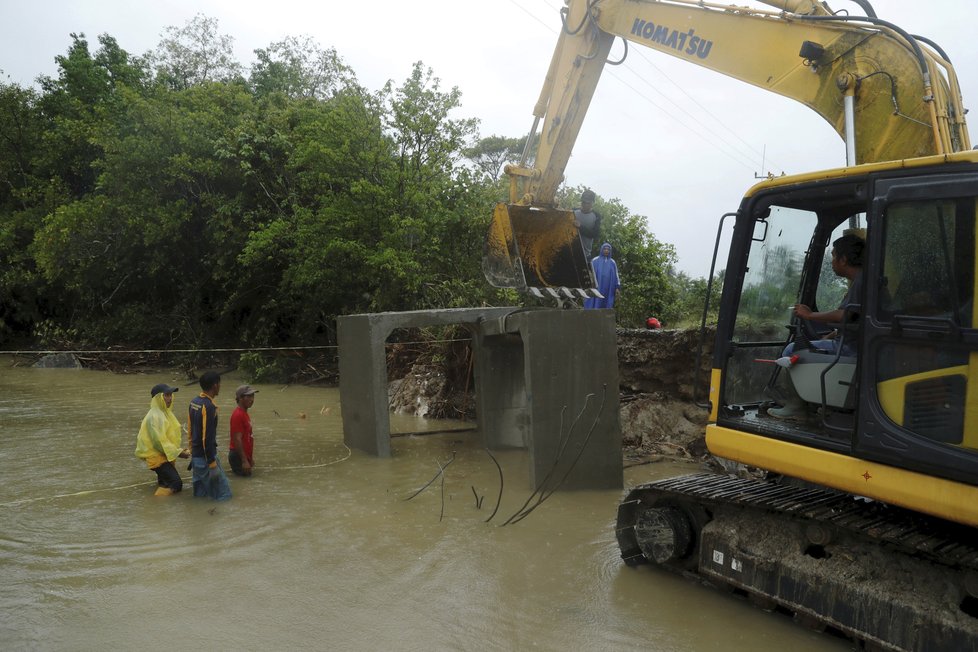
229 384 258 476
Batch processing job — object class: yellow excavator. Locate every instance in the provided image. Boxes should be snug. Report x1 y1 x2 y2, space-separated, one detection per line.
484 0 978 648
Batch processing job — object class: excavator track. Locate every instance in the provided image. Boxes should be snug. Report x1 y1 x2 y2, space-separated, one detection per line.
616 473 978 651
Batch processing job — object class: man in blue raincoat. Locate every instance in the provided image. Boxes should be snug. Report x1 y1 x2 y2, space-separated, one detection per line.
584 242 621 310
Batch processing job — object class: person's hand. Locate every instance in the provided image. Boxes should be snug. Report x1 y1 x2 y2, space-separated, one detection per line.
178 449 190 459
794 303 813 319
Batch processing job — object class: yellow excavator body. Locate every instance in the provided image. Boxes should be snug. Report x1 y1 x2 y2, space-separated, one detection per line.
493 0 978 647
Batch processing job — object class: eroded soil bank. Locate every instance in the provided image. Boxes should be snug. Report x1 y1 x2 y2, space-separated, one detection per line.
389 327 716 466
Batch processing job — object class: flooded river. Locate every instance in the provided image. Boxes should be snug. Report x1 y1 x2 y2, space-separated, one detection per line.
0 358 850 650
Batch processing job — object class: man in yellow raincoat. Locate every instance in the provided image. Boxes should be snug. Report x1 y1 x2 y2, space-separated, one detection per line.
135 383 190 496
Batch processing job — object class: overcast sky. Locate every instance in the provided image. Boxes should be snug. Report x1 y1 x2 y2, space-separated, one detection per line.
2 0 976 277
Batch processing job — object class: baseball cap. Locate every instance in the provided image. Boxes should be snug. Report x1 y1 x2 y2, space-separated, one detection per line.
235 384 259 400
151 383 179 397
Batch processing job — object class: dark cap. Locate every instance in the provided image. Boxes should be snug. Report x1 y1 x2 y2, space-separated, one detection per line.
235 384 259 400
151 383 179 397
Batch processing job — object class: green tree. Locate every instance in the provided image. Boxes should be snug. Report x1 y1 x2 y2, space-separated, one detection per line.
0 34 148 343
0 80 48 342
36 33 147 199
668 270 724 328
372 62 481 310
151 14 242 90
463 133 536 180
250 37 356 100
243 84 394 338
32 79 260 345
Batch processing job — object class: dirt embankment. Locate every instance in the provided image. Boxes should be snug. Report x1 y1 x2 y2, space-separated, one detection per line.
616 327 714 464
389 327 716 465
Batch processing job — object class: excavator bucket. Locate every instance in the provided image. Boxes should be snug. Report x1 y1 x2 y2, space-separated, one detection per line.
483 202 600 300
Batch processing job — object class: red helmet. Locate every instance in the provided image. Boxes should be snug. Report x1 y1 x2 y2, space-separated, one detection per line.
645 317 661 329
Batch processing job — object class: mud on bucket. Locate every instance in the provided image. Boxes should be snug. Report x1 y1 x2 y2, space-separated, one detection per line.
482 202 596 296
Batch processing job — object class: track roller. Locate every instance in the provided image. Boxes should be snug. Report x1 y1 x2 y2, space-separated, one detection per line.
633 505 694 565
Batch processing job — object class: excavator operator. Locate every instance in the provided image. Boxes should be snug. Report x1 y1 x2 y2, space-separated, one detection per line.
769 233 864 419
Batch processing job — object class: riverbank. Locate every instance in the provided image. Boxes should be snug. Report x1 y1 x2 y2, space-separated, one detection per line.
389 327 717 468
8 326 716 468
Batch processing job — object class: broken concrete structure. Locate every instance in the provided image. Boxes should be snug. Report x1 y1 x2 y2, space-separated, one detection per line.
338 307 621 490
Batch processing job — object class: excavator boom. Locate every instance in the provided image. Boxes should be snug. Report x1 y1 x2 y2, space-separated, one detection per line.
485 0 970 298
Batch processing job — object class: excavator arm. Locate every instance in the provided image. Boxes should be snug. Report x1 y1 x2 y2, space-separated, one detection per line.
484 0 970 298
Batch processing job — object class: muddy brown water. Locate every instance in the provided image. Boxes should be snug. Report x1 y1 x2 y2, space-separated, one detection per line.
0 359 850 650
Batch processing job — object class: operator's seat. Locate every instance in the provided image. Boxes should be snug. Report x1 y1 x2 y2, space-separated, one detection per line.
786 348 857 409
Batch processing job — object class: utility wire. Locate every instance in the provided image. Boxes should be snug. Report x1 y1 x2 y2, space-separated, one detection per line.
509 0 784 175
0 445 353 509
624 46 786 173
2 338 472 357
3 345 338 355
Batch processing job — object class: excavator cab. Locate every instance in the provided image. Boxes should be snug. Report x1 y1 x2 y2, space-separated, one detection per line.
483 202 600 301
709 153 978 499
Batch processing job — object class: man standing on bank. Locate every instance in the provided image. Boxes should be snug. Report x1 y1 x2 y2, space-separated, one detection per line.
574 189 602 258
229 384 258 477
584 242 622 310
188 370 232 500
135 383 190 496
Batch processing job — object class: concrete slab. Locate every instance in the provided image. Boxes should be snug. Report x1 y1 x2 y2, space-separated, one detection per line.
338 307 622 490
338 308 518 457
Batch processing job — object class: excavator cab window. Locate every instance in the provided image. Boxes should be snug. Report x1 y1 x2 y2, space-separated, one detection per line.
876 199 973 326
720 194 863 449
726 204 820 406
871 195 978 452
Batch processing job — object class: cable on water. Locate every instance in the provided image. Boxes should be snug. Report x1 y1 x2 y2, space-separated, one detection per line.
483 448 505 523
403 451 457 502
260 444 352 471
0 444 352 509
0 480 166 508
502 385 608 526
438 459 447 522
500 400 584 526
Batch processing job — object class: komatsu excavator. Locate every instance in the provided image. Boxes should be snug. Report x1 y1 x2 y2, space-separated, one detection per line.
483 1 978 649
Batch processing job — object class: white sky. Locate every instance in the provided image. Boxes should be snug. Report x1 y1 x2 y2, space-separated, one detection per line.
2 0 976 277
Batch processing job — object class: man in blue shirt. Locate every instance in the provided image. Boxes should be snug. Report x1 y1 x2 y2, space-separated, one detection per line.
574 189 601 257
188 370 232 500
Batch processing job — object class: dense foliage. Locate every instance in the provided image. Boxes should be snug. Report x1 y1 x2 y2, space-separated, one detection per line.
0 17 718 350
